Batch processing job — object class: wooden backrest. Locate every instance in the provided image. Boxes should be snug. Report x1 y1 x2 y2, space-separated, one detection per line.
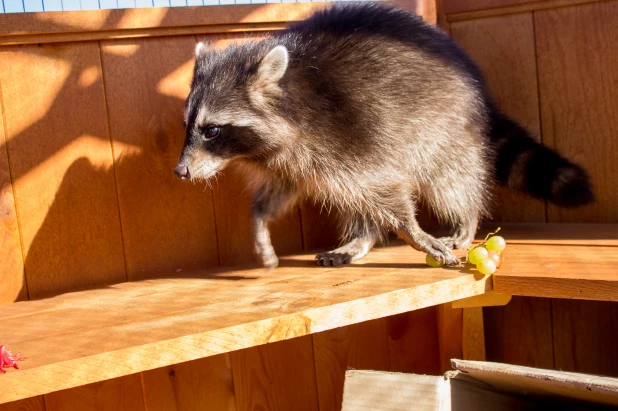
439 0 618 224
1 0 616 304
0 1 433 304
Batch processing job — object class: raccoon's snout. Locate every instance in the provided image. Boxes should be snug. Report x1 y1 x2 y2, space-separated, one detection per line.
174 164 191 180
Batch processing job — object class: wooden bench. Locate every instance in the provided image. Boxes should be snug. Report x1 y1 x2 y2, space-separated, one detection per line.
1 223 616 404
1 1 617 409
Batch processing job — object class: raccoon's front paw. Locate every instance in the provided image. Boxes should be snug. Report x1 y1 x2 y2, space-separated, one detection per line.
254 248 279 270
439 236 473 250
315 252 352 267
421 237 460 266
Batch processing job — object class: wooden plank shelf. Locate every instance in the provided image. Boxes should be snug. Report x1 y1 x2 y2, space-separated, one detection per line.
489 224 618 302
0 245 490 404
0 223 616 403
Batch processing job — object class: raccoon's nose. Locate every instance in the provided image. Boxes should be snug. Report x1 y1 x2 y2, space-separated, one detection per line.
174 164 191 180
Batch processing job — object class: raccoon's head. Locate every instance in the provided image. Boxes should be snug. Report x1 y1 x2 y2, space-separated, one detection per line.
174 41 291 182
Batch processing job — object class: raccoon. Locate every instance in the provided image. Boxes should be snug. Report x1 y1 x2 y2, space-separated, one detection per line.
174 3 593 269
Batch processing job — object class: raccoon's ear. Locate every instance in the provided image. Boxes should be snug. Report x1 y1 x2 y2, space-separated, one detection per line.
195 42 212 59
256 45 288 85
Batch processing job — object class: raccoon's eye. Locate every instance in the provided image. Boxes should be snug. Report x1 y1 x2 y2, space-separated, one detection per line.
204 127 221 139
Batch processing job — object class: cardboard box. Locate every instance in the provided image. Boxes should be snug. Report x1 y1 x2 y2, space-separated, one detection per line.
342 359 618 410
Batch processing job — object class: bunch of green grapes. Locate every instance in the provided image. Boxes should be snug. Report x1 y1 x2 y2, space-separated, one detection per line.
426 228 506 275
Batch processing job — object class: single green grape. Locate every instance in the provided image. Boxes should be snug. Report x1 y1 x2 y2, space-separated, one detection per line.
486 236 507 252
487 250 503 268
477 259 497 275
426 254 444 268
468 246 488 265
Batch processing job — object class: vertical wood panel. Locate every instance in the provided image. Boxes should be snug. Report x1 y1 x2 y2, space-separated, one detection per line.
441 0 534 14
462 307 486 361
45 375 145 411
300 203 341 253
484 296 554 368
0 91 27 304
197 33 304 266
100 36 236 411
387 307 441 375
198 30 308 410
535 2 618 223
552 299 618 377
0 397 45 411
141 354 236 411
0 42 126 299
451 13 545 222
100 36 220 279
437 304 462 373
313 319 391 411
231 336 319 411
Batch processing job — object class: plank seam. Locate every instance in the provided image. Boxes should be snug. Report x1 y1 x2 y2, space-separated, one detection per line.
139 371 149 411
0 77 30 301
530 9 550 224
97 39 130 283
445 0 603 22
309 335 322 411
194 33 223 267
549 298 557 369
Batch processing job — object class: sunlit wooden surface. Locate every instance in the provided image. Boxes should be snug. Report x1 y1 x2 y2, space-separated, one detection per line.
1 223 617 403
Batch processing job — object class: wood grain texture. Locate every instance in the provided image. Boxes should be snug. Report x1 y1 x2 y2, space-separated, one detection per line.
452 291 512 308
475 223 618 246
141 354 236 411
100 36 220 279
0 1 435 46
451 13 544 222
231 336 319 411
441 0 534 14
0 397 45 411
552 299 618 377
300 202 341 252
0 42 126 299
0 24 290 47
0 242 491 404
462 307 486 361
45 375 145 411
0 3 330 38
442 0 602 21
0 92 27 304
313 319 390 411
535 2 618 223
437 304 463 373
493 244 618 301
484 296 554 368
387 307 441 375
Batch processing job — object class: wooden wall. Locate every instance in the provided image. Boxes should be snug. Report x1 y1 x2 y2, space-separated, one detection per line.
440 0 618 378
0 2 447 411
1 1 616 409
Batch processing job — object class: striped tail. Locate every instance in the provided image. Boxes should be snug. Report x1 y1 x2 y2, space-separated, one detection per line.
489 111 594 207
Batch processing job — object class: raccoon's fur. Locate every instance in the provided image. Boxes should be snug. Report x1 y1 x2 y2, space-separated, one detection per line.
175 3 594 268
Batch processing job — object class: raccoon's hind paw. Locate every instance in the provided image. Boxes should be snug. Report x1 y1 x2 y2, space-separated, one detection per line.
398 229 460 266
315 238 375 267
425 242 460 266
439 235 473 250
315 252 353 267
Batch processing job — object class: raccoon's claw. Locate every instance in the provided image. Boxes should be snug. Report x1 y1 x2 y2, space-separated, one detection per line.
427 245 460 266
315 252 352 267
410 234 460 266
439 236 472 251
